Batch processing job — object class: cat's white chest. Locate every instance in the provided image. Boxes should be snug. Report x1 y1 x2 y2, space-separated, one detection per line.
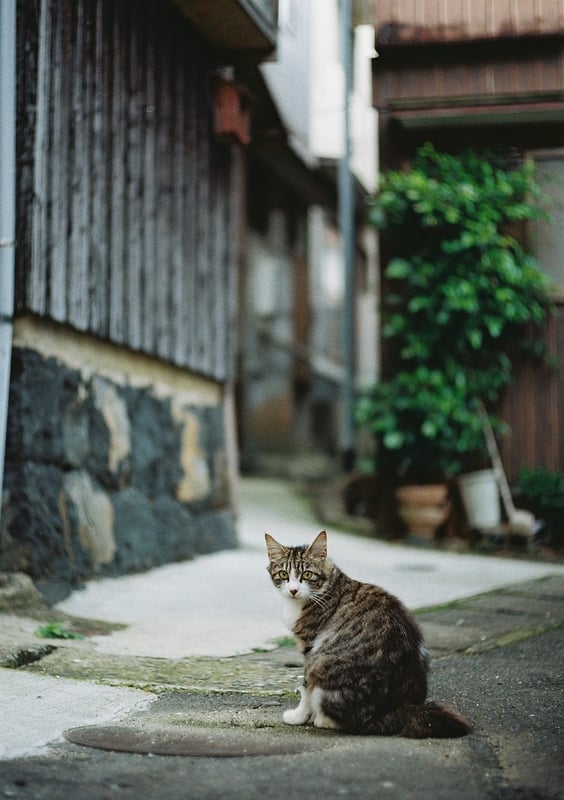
282 596 305 630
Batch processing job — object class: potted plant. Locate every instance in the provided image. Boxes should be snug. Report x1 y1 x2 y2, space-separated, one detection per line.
355 362 486 538
356 144 553 537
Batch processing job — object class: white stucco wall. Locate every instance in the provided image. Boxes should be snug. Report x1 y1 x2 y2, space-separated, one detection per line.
262 0 378 190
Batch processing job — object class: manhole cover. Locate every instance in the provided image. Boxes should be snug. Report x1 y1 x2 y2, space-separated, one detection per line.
64 725 328 758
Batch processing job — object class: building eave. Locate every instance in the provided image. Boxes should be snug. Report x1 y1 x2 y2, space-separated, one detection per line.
173 0 278 64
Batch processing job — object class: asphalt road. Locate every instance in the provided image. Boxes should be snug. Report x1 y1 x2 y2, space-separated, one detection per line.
1 478 563 799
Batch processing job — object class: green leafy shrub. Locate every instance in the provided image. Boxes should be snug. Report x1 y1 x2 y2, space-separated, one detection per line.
355 363 486 478
518 467 564 512
357 144 553 480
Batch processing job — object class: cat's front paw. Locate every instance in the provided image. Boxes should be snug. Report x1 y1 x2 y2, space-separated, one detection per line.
312 713 340 730
283 707 310 726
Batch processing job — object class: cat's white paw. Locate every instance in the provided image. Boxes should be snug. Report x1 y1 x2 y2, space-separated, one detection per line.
309 687 339 729
283 707 310 726
312 713 340 730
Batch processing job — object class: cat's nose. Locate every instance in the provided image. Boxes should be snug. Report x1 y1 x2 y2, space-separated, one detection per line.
289 588 298 596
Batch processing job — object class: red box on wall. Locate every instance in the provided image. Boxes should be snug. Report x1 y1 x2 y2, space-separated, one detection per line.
213 78 251 146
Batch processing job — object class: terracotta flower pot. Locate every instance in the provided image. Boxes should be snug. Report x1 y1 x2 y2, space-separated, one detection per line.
396 483 450 539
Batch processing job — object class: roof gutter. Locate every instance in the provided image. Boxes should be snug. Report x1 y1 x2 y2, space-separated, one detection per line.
0 0 16 526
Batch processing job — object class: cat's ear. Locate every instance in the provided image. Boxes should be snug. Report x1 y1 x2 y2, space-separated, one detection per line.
307 531 327 560
265 533 288 561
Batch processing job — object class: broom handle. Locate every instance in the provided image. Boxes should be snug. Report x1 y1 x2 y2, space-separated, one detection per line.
477 400 516 518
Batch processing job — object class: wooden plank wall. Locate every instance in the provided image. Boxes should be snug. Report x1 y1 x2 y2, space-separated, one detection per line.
373 0 564 43
372 0 564 112
500 306 564 482
16 0 239 381
373 40 564 109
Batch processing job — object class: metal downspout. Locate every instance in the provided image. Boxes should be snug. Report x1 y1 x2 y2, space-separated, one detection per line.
0 0 16 526
338 0 356 470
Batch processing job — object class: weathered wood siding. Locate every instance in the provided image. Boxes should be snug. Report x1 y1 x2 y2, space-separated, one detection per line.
500 307 564 481
16 0 239 381
373 0 564 44
374 43 564 112
372 0 564 116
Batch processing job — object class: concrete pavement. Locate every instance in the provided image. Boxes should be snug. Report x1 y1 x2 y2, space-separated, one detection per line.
0 477 563 798
55 477 564 658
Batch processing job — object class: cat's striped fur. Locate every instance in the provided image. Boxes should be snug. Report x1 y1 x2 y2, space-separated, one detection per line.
265 531 471 738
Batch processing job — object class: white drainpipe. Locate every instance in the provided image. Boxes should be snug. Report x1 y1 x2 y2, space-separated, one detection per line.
0 0 16 526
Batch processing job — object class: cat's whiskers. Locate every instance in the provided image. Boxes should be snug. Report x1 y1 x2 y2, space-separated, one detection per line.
309 589 331 611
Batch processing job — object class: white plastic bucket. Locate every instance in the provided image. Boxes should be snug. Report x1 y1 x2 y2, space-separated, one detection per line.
458 469 501 529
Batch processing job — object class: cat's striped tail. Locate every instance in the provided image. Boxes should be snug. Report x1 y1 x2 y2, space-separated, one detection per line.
398 701 472 738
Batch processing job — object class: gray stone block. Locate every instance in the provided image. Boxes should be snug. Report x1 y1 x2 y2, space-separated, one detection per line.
3 347 237 594
0 462 91 582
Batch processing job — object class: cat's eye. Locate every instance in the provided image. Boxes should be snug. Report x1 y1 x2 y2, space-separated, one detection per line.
275 570 289 581
302 570 315 581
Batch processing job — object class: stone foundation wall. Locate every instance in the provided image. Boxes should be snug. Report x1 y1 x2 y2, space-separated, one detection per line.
0 319 237 597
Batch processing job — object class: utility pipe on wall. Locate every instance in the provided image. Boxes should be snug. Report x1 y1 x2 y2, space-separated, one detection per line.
338 0 356 470
0 0 16 526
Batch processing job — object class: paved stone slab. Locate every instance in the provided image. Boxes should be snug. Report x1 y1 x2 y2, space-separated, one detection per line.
15 645 303 696
0 670 153 761
496 573 564 598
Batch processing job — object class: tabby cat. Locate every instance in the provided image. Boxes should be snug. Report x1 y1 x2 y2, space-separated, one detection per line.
265 531 471 738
